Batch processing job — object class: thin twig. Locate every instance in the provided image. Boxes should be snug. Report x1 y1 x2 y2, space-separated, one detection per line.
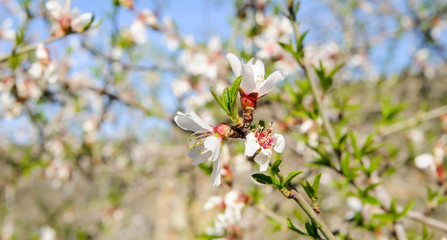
407 210 447 233
290 20 337 146
379 105 447 136
0 35 68 63
291 190 336 240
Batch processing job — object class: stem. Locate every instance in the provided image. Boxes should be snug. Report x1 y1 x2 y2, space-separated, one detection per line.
407 210 447 233
290 20 337 146
379 105 447 136
0 34 68 63
291 191 336 240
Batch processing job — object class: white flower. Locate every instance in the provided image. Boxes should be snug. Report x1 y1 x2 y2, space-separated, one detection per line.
129 20 147 45
244 128 285 171
45 1 93 33
71 12 94 33
226 53 287 97
40 226 56 240
174 111 224 186
415 153 434 169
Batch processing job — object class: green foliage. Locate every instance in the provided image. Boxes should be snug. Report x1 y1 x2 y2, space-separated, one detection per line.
210 76 242 124
286 218 307 235
283 171 303 187
313 61 345 93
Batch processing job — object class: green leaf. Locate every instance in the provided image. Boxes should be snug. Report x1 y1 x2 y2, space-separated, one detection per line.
372 213 395 222
312 172 323 196
300 180 315 199
270 159 282 177
296 30 309 53
223 88 230 111
341 154 351 177
362 195 382 205
328 62 345 78
283 171 303 186
286 218 307 235
397 200 415 219
304 221 319 238
210 88 230 115
230 76 242 110
349 131 359 159
252 173 274 185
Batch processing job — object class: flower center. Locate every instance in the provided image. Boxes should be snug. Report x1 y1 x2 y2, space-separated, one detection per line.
189 132 211 154
255 127 274 149
254 74 265 91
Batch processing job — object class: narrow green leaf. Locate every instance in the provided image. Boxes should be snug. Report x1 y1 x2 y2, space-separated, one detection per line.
283 171 303 186
286 218 307 235
230 76 242 110
366 156 381 175
270 159 282 177
341 154 350 176
397 200 415 219
210 88 230 115
297 30 309 51
252 173 273 185
301 180 315 198
312 172 323 196
349 131 359 158
223 88 231 111
372 213 395 222
328 62 345 78
362 195 382 205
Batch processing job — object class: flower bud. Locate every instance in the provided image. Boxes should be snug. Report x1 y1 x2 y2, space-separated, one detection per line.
214 123 232 140
240 91 258 112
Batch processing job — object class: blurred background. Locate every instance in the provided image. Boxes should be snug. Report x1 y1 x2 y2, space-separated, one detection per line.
0 0 447 239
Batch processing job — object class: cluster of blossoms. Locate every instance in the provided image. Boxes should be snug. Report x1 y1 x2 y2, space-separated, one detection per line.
203 190 250 238
413 116 447 184
46 0 95 35
175 53 286 186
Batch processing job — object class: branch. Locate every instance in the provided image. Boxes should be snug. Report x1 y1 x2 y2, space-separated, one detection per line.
379 105 447 136
290 189 336 240
0 34 68 63
290 18 337 146
407 210 447 233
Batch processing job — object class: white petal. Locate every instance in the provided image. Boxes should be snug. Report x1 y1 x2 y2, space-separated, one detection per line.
189 143 212 165
211 158 222 186
244 133 260 157
205 136 222 162
256 70 287 97
251 58 265 80
241 63 256 93
415 153 434 169
226 53 242 77
174 111 214 132
254 149 272 172
273 134 285 153
71 13 93 32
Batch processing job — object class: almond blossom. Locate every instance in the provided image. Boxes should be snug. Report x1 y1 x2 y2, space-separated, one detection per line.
45 0 94 35
226 53 287 98
174 111 232 186
244 127 285 171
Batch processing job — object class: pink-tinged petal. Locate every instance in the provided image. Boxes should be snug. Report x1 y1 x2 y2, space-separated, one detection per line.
273 134 285 153
189 143 212 165
256 70 287 97
244 133 261 157
226 53 242 77
204 136 222 162
254 149 272 172
241 64 256 93
211 158 222 186
174 111 214 132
